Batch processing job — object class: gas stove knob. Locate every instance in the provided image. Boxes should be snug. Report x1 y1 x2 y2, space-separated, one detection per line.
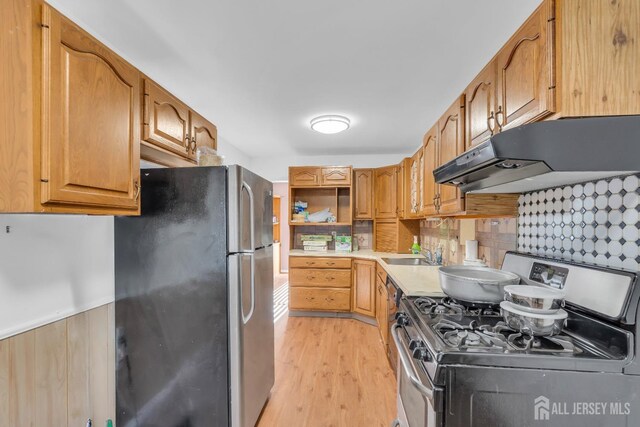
409 339 422 351
412 347 432 362
395 312 410 326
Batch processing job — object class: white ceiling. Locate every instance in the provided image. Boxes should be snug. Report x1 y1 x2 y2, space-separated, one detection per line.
48 0 541 158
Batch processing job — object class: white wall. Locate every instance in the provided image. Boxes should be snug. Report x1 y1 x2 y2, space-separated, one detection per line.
218 136 253 169
0 215 115 339
249 152 414 182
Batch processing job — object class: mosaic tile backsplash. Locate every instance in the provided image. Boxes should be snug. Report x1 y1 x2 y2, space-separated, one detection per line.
517 174 640 271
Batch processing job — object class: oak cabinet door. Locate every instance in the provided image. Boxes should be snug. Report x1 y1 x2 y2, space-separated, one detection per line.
354 169 373 219
407 148 424 217
41 6 140 210
374 166 397 219
438 97 465 215
465 61 497 149
290 167 321 187
189 110 217 155
321 167 351 186
143 79 192 159
352 260 376 317
422 125 439 216
496 4 554 132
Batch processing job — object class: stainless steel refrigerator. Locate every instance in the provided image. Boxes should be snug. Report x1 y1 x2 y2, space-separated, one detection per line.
115 165 274 427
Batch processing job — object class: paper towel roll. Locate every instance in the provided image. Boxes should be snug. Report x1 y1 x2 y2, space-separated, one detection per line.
465 240 478 260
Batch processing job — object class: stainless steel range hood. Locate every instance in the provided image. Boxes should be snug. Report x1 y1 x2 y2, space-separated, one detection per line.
433 116 640 193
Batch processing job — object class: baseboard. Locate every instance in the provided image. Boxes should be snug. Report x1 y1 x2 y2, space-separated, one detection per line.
288 310 377 326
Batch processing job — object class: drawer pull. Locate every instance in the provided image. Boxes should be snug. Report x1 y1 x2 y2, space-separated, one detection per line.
326 262 335 266
306 276 316 280
306 261 316 266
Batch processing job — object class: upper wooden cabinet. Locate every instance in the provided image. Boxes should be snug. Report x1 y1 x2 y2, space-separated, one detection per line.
422 125 439 216
41 7 141 211
374 166 397 219
143 79 192 159
354 169 373 219
142 80 217 162
321 167 351 186
465 62 497 149
495 3 554 132
352 259 376 317
0 1 142 214
437 96 466 215
289 167 321 187
189 110 218 154
289 166 351 187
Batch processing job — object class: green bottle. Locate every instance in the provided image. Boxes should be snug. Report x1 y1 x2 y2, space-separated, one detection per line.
411 236 421 254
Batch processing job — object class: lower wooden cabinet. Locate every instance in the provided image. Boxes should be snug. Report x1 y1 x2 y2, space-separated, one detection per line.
352 259 376 317
289 257 352 312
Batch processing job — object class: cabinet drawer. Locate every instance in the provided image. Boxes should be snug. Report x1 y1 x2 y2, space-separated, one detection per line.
290 167 321 186
290 269 351 288
289 287 351 311
321 167 351 186
290 257 351 269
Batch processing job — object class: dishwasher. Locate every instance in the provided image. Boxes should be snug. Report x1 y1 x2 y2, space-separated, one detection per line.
386 276 403 376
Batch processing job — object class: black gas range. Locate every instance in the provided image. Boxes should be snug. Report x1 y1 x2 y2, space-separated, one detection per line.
392 252 640 427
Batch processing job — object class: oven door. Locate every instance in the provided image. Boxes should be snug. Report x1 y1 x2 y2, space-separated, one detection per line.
391 324 444 427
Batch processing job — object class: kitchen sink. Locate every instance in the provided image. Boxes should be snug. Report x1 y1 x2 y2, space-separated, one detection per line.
382 258 438 266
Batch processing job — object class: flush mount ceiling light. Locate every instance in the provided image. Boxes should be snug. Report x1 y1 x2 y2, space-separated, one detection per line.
310 115 350 134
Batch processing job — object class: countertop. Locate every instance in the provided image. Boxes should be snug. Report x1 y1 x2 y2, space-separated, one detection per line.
289 249 445 297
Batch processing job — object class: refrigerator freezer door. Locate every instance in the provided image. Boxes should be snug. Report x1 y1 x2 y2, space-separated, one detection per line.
115 167 229 427
229 246 275 427
228 165 274 252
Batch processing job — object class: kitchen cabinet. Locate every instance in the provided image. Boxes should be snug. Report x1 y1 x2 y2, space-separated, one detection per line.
352 260 376 317
422 125 439 216
289 167 321 187
375 275 389 347
465 61 497 149
189 110 218 154
321 167 352 186
143 80 218 161
41 5 140 212
396 160 406 219
437 96 466 215
374 166 397 219
289 257 352 312
143 79 192 159
495 3 554 131
354 169 374 219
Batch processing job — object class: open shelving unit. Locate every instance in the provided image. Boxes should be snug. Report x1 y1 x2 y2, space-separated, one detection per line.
288 166 353 251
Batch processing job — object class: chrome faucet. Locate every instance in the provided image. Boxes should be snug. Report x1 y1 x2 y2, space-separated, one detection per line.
420 247 442 266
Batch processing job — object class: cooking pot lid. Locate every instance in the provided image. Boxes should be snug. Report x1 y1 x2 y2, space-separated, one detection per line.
439 265 520 284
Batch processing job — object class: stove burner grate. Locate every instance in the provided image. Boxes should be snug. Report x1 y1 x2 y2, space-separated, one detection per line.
413 297 500 317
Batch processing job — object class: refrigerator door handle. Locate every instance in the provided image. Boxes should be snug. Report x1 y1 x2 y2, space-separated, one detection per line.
241 180 256 323
242 181 256 251
242 253 256 324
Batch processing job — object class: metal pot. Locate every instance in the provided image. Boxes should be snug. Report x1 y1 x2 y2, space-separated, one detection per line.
500 301 568 336
503 285 565 314
438 266 521 305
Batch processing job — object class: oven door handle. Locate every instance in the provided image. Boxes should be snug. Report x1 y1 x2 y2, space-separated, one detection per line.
391 324 435 401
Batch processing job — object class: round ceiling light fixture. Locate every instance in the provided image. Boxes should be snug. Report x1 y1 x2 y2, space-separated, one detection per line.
310 115 351 134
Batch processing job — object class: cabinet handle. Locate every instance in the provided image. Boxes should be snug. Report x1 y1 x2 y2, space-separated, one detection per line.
495 106 505 131
134 180 141 202
487 111 496 135
307 276 316 280
326 262 335 266
185 135 190 153
191 136 197 154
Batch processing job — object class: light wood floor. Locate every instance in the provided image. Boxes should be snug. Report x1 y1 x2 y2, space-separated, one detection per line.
257 316 397 427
